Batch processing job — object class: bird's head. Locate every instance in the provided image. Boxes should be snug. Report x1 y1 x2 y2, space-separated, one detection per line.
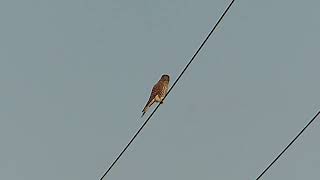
160 74 170 82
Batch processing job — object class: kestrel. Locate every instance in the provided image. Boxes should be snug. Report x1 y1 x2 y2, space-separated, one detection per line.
141 74 170 117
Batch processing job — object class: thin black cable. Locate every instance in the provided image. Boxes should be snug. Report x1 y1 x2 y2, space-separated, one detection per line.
256 110 320 180
99 1 235 179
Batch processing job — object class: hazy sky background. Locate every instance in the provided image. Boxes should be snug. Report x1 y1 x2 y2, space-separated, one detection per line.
1 0 320 179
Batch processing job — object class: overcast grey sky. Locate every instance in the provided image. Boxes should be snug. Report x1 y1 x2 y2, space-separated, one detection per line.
1 0 320 179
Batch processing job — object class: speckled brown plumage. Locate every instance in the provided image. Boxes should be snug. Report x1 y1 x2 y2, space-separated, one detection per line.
141 74 170 117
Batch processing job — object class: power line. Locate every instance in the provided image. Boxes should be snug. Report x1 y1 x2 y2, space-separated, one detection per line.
256 110 320 180
99 1 235 179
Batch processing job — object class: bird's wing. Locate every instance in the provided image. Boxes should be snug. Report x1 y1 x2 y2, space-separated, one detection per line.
142 82 161 112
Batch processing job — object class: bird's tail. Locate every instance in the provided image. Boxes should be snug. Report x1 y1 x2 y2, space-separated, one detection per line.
141 99 154 118
141 111 146 118
141 105 149 118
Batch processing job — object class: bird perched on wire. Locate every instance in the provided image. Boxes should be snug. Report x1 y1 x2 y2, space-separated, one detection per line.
141 74 170 117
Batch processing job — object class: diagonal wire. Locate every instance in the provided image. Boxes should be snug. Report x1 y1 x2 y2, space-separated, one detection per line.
256 110 320 180
99 1 235 179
